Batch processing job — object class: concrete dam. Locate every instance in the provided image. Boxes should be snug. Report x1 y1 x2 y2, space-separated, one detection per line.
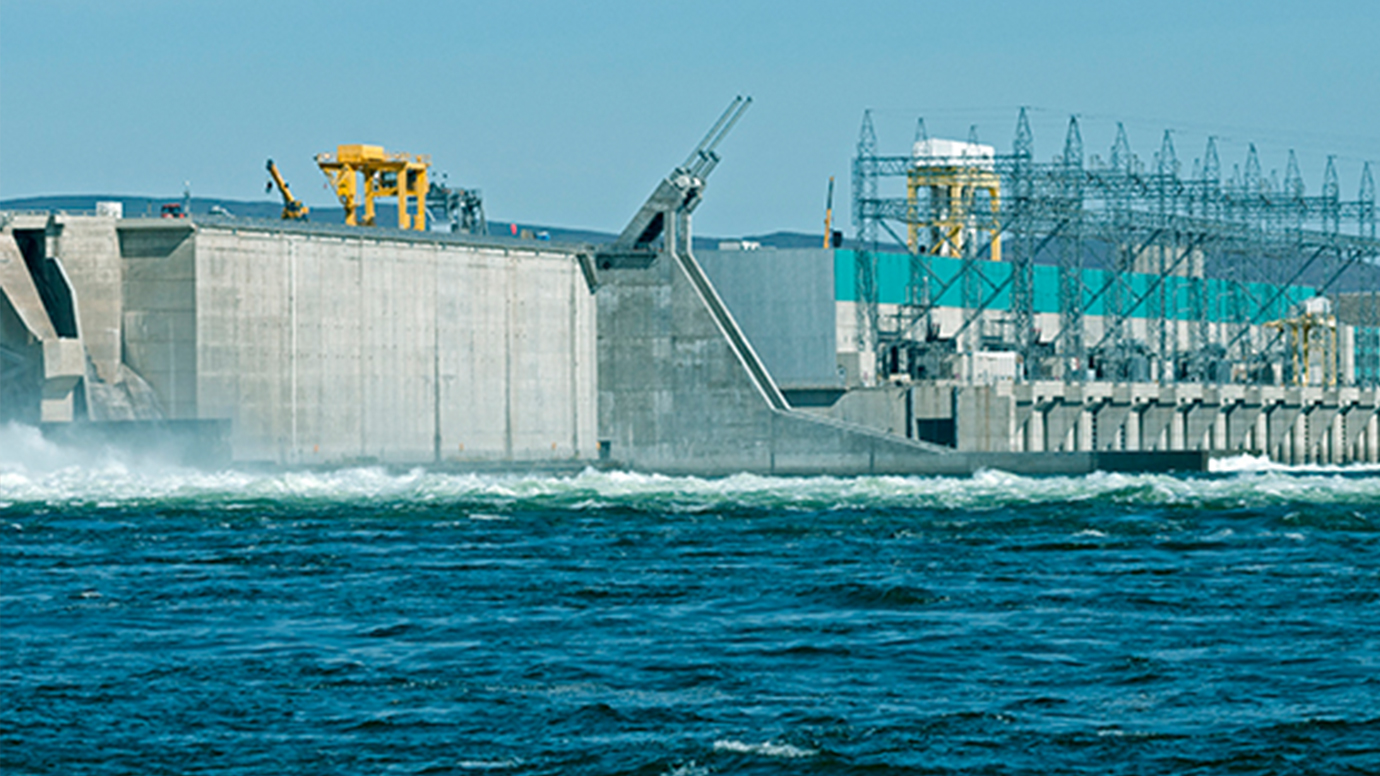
2 210 986 473
3 105 1377 473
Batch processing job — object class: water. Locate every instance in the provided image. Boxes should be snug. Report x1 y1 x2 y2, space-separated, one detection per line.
3 426 1379 774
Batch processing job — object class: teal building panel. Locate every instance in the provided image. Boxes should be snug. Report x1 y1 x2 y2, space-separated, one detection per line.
1034 265 1060 313
831 249 1318 324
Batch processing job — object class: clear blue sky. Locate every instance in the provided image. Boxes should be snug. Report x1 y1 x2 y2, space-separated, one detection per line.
2 0 1376 238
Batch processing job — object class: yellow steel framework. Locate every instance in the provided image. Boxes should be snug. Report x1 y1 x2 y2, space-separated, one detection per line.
316 144 430 230
1266 311 1339 387
906 164 1001 262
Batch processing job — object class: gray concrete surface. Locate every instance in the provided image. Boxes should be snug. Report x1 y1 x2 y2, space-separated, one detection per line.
185 222 598 465
597 242 955 475
697 248 841 389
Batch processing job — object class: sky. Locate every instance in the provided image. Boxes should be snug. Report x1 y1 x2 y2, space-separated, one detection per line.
2 0 1377 238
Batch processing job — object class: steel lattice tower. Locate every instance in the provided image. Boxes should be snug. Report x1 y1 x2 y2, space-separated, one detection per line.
850 108 1380 387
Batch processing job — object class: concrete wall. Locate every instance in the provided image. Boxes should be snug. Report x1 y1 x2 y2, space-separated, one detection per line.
119 222 198 419
697 248 841 389
52 215 124 382
186 224 597 465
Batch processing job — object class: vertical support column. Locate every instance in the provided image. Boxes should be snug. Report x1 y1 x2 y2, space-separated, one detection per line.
1369 413 1379 464
1254 411 1268 457
1213 410 1228 451
1027 406 1045 453
1330 412 1344 464
1125 406 1141 451
1292 412 1308 465
414 167 428 231
363 170 378 226
1170 408 1185 450
1077 406 1094 451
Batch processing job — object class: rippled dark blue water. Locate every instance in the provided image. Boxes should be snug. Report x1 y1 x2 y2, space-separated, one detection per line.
3 444 1379 774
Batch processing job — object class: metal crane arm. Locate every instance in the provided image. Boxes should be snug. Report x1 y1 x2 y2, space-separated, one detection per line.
266 159 309 220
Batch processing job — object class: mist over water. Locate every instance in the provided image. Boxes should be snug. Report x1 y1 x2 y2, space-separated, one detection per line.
2 424 1378 774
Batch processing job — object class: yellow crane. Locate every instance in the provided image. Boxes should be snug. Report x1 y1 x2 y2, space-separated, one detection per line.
316 144 429 231
266 159 309 220
1265 307 1339 387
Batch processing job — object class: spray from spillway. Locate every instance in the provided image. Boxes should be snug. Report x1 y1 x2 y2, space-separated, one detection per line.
0 427 1377 513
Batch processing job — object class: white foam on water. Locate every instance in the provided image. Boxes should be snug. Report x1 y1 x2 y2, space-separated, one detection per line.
713 739 816 758
456 760 519 770
1211 452 1380 475
2 423 1378 510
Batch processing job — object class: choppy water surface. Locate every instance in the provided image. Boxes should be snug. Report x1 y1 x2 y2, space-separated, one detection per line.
2 435 1378 774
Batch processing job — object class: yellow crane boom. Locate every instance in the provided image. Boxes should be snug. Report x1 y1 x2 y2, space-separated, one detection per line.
266 159 309 220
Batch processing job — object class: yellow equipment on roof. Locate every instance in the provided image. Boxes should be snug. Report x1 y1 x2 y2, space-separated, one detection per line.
1265 302 1339 388
316 144 430 231
266 159 309 220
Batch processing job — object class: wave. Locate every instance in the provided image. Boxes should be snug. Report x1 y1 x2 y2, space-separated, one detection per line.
1210 452 1380 475
3 465 1377 513
712 739 817 759
3 424 1378 512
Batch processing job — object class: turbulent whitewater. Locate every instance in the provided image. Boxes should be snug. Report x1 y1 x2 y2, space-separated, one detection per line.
3 427 1378 774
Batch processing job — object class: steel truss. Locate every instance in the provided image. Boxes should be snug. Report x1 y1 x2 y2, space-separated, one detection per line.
851 108 1379 385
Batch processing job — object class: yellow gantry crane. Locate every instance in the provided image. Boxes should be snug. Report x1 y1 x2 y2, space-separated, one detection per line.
1265 307 1339 388
316 144 430 231
907 140 1002 261
266 159 309 220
